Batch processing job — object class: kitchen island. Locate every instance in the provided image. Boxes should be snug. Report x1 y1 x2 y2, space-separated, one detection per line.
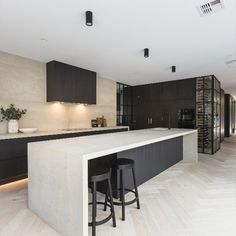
28 128 197 236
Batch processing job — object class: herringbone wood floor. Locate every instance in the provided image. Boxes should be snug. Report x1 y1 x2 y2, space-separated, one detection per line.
0 135 236 236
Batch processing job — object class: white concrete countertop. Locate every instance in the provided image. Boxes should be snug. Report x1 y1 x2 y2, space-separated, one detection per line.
28 128 198 236
29 128 197 160
0 126 129 140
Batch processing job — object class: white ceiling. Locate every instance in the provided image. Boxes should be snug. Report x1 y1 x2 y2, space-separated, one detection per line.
0 0 236 96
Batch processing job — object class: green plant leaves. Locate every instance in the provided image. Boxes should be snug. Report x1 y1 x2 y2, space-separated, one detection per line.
0 104 27 121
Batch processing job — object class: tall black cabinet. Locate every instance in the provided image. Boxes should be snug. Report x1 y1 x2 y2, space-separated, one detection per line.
131 79 196 130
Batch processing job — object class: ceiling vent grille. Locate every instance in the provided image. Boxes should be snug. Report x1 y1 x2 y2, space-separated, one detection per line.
198 0 223 16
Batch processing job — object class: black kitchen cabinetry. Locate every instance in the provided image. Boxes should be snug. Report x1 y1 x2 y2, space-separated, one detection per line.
132 85 154 129
0 128 128 185
131 78 196 130
47 61 96 104
224 94 235 137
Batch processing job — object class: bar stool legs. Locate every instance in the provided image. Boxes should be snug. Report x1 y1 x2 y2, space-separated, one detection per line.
104 159 140 222
120 169 125 220
104 189 108 212
92 182 96 236
89 170 116 236
132 167 140 210
108 178 116 227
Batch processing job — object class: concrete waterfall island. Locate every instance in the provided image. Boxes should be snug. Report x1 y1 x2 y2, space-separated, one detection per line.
28 128 197 236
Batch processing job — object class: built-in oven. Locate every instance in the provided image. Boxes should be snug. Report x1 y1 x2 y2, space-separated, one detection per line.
178 109 195 129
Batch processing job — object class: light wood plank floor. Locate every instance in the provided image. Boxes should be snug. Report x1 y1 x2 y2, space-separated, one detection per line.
1 135 236 236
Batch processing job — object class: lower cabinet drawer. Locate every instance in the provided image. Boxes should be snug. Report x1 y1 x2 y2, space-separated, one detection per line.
0 156 27 181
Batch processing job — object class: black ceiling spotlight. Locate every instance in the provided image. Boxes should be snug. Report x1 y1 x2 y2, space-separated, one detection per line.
85 11 93 26
144 48 149 58
172 65 176 72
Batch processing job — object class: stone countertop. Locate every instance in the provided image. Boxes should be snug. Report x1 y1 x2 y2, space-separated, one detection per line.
28 127 198 236
29 128 197 160
0 126 129 140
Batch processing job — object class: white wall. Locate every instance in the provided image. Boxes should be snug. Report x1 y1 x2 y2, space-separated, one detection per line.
0 51 116 134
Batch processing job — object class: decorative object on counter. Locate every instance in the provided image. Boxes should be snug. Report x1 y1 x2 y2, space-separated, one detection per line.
96 115 107 127
91 119 98 127
0 104 27 134
19 128 38 134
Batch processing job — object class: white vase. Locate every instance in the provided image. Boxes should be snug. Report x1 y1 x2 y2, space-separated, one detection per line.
8 119 19 134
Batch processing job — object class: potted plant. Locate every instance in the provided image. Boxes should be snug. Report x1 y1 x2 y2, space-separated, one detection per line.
0 104 27 133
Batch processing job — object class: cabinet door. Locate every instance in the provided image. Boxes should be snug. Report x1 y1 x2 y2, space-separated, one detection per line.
145 101 156 128
72 68 96 104
134 102 147 129
161 81 178 101
146 84 163 127
0 157 27 181
0 139 28 182
177 79 196 100
47 61 96 104
133 84 161 129
132 86 146 129
143 84 159 103
82 69 96 104
47 61 74 103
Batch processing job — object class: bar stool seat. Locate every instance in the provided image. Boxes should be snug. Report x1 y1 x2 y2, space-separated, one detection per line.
89 168 110 182
104 158 140 221
116 158 134 170
88 168 116 236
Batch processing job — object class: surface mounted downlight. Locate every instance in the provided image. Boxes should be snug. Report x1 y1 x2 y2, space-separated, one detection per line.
86 11 93 26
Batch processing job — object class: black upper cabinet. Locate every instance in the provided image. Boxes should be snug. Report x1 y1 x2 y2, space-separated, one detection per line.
47 61 96 104
177 78 196 100
161 82 177 101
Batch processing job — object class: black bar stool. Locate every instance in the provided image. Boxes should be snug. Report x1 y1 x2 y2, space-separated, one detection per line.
104 158 140 221
88 168 116 236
